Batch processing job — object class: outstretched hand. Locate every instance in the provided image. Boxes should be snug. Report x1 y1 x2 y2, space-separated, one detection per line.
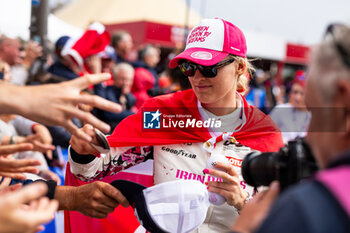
0 148 40 180
14 73 122 142
231 181 280 233
0 143 33 156
55 181 129 218
0 182 58 233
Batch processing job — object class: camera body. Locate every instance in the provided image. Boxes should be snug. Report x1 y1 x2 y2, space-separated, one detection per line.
241 138 318 190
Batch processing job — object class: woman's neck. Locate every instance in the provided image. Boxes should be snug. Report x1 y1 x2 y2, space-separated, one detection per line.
201 93 238 116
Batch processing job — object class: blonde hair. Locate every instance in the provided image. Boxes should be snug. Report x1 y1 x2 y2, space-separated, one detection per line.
223 54 255 95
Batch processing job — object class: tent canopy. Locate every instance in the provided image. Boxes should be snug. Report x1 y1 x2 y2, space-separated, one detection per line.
54 0 202 29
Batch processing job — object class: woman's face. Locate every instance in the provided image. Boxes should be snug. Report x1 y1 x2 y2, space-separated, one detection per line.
188 61 239 108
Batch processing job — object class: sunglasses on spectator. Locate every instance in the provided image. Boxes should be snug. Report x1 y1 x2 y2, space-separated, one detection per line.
178 57 236 78
324 23 350 68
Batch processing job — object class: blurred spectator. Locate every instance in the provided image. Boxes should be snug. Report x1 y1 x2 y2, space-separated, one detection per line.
0 114 60 184
0 36 44 85
48 22 111 82
47 35 80 81
131 67 155 109
166 45 192 91
111 30 134 63
269 70 310 144
0 36 34 85
98 45 115 74
0 59 11 82
94 63 136 132
245 69 267 112
0 36 22 67
85 54 102 74
136 44 161 87
259 63 284 112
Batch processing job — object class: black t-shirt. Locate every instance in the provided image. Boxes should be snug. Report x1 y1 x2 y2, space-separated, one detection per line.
256 181 350 233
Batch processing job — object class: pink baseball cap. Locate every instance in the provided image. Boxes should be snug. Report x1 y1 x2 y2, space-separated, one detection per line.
169 18 247 68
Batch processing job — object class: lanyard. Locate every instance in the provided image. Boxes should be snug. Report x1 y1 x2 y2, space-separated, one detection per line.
203 106 246 153
198 92 247 153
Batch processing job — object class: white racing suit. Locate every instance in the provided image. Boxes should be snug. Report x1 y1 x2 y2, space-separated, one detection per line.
69 140 256 233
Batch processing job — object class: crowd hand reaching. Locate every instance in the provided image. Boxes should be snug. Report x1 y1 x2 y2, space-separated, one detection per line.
205 162 248 210
0 177 22 194
70 124 101 155
0 143 33 156
15 73 122 142
231 181 280 233
56 181 129 218
32 124 55 159
39 170 61 185
22 40 43 68
85 55 102 74
0 182 58 233
0 153 40 180
16 134 55 158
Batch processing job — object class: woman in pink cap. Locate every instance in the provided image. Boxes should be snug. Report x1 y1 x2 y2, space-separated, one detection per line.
68 18 283 232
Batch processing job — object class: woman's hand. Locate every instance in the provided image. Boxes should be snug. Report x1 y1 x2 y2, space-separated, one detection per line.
70 124 100 155
205 162 248 210
231 181 280 233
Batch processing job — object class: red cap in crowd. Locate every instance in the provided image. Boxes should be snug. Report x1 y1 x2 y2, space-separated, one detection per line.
293 70 306 88
61 22 111 68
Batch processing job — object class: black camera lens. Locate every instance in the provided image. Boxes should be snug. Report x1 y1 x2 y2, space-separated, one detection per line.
241 138 318 191
242 151 281 187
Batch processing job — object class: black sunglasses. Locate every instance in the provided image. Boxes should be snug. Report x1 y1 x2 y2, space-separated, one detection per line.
324 24 350 68
178 57 236 78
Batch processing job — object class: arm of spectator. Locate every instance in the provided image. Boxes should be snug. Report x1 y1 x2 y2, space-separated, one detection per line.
0 182 58 233
85 55 102 74
15 134 55 156
32 124 55 159
22 40 43 69
0 178 22 194
0 73 122 142
0 143 33 155
54 181 128 218
0 153 41 180
231 181 280 233
0 134 54 155
39 170 61 185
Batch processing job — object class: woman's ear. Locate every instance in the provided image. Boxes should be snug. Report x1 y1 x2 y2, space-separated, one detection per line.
336 79 350 137
236 59 247 75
